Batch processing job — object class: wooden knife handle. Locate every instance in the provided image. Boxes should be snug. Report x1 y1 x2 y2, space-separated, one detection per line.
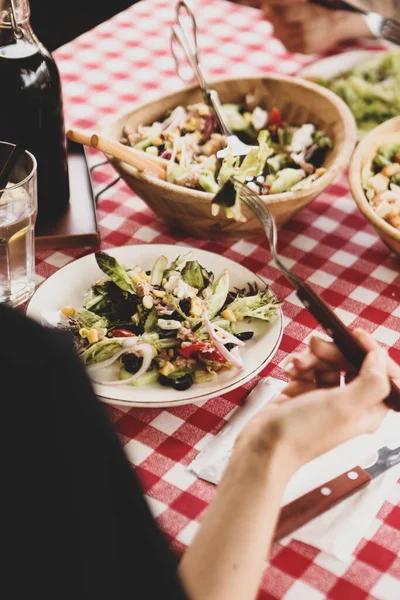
66 129 167 180
273 465 371 543
296 281 400 412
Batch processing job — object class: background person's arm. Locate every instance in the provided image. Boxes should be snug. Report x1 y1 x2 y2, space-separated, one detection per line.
261 0 372 54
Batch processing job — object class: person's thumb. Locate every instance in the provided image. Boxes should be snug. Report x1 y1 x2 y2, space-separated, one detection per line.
348 347 390 407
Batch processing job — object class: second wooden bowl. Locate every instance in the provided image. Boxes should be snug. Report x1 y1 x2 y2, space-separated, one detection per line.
349 116 400 256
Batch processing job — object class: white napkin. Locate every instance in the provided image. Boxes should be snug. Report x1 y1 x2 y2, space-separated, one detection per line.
189 377 400 561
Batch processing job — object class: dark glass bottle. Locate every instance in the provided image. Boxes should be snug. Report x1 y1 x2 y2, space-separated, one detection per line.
0 0 69 226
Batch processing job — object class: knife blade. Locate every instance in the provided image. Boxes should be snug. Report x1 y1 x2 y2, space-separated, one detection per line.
310 0 365 12
273 443 400 542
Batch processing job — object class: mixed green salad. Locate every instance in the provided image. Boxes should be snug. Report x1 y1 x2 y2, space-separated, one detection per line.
58 251 280 391
121 98 332 221
316 50 400 136
362 142 400 230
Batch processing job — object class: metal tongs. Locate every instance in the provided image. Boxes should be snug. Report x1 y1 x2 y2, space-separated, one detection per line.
171 0 255 159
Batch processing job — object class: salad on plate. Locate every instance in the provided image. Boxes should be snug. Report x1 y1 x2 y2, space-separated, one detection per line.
57 250 280 391
315 50 400 136
121 96 332 221
362 142 400 230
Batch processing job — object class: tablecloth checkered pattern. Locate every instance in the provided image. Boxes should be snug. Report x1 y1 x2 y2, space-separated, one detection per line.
35 0 400 597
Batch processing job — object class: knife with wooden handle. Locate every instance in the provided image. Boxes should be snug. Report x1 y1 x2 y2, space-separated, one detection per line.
273 443 400 542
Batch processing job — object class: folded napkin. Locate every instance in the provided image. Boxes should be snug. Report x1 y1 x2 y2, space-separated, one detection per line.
189 377 400 561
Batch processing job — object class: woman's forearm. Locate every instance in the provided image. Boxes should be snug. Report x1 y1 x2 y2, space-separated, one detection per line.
178 440 294 600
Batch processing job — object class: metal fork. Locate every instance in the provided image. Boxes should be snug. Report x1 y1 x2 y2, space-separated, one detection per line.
170 0 257 158
229 176 400 411
311 0 400 45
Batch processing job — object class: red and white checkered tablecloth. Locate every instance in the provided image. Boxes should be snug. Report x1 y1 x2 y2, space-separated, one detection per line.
37 0 400 597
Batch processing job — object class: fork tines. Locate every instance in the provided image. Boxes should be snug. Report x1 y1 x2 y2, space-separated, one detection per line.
381 18 400 45
232 177 272 222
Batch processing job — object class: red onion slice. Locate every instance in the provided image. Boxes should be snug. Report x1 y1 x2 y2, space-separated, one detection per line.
88 343 154 386
213 325 245 347
86 346 127 372
204 313 244 369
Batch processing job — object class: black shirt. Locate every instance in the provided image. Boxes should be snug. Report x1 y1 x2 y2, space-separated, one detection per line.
2 304 187 600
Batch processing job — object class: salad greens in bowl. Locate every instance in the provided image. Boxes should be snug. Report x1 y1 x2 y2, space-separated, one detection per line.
300 49 400 138
25 245 283 407
103 75 357 239
121 100 332 222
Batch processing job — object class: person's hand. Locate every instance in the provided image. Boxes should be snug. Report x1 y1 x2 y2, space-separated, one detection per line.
261 0 372 54
237 329 398 474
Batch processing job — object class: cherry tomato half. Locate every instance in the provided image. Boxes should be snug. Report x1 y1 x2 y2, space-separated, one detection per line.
198 348 226 364
111 328 135 338
179 342 210 358
267 107 282 128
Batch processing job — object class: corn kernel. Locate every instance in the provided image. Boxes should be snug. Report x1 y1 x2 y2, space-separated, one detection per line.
221 309 237 322
138 271 151 283
153 289 166 298
130 272 141 284
143 295 153 310
382 163 400 177
79 328 89 338
61 306 75 317
197 105 210 116
168 348 174 358
185 117 197 131
160 361 175 376
87 329 99 344
190 298 202 315
145 146 158 156
190 304 203 318
315 168 326 177
151 137 163 146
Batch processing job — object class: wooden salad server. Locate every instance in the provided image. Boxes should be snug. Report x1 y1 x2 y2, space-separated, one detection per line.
66 129 168 180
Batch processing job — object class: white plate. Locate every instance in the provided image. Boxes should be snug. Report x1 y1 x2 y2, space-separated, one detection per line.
297 49 380 81
26 244 283 408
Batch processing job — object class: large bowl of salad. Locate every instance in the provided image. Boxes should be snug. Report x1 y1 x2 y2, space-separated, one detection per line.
349 116 400 256
103 74 357 240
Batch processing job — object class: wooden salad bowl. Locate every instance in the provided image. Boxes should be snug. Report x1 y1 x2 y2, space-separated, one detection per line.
103 74 357 240
349 116 400 257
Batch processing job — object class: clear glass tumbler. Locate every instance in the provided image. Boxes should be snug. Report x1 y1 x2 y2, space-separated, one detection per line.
0 142 37 307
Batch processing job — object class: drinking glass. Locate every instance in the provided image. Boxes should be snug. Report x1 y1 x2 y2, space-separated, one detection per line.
0 141 37 307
